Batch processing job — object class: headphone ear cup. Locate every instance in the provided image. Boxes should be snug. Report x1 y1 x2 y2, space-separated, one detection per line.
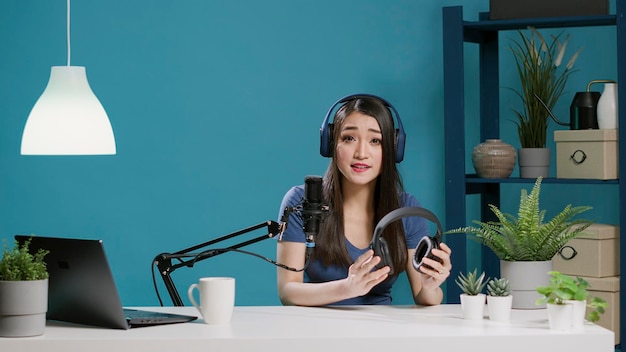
394 129 399 162
412 236 442 273
326 123 334 157
372 237 394 276
320 123 333 158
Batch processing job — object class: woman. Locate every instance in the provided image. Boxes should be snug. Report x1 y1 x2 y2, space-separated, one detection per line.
276 95 452 306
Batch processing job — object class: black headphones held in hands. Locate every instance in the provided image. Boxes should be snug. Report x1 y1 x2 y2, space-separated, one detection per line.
319 93 407 163
370 207 443 276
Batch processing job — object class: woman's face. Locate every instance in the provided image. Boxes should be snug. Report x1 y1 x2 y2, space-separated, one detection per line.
335 111 383 187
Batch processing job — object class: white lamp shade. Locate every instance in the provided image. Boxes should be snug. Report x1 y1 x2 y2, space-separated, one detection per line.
21 66 116 155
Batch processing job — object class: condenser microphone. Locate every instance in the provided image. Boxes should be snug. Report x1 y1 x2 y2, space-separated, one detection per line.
302 176 324 254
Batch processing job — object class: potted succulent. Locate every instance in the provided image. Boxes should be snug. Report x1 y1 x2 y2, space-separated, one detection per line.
0 237 49 337
509 27 582 177
455 269 488 320
446 177 593 309
536 271 607 331
486 277 512 322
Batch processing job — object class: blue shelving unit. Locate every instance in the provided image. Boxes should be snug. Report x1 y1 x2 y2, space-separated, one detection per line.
442 3 625 347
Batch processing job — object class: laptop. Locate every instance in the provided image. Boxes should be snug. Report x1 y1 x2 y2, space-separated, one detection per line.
15 235 197 329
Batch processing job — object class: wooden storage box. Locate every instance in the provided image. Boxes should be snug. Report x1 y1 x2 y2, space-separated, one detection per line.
489 0 608 20
553 224 620 277
554 129 618 180
582 276 620 344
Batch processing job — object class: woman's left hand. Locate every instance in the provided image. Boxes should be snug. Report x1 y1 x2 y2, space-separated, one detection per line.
419 242 452 289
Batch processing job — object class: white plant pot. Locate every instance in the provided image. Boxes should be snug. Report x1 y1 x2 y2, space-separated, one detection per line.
547 303 574 331
500 260 551 309
0 279 48 337
460 293 486 320
565 299 586 330
487 295 513 322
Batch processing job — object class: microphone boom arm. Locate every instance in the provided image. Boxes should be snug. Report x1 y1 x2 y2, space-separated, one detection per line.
154 219 284 306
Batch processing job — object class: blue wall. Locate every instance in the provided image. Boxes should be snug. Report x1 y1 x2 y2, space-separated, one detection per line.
0 0 618 306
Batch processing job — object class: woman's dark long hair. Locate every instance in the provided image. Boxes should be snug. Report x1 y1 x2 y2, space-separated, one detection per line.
315 96 407 272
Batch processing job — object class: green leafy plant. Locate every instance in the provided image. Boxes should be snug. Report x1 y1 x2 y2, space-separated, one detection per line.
509 27 582 148
445 177 593 261
0 238 49 281
536 271 608 322
455 269 488 296
487 277 511 297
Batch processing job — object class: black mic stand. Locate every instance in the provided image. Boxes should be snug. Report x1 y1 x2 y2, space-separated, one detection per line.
154 219 286 306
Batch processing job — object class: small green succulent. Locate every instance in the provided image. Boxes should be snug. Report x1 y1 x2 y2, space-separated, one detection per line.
455 269 488 296
487 277 511 297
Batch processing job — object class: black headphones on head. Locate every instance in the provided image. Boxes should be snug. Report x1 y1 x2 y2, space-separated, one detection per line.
319 93 406 163
370 207 443 276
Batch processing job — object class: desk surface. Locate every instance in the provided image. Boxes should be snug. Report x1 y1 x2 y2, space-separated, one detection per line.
0 305 615 352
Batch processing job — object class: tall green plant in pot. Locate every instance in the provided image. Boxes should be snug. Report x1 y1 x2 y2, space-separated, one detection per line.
446 177 593 309
0 237 49 337
509 27 582 178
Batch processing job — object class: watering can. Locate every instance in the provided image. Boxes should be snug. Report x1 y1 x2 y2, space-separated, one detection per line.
570 79 617 129
535 79 615 130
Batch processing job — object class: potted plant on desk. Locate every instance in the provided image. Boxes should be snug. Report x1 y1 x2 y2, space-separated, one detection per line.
509 27 582 178
446 177 593 309
486 277 512 322
0 237 49 337
456 269 488 320
536 271 607 331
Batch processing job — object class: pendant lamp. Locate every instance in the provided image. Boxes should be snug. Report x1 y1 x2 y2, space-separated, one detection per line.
21 0 116 155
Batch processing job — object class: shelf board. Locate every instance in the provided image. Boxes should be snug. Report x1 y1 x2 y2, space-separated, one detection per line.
463 175 618 195
460 13 617 43
465 174 619 184
465 14 616 31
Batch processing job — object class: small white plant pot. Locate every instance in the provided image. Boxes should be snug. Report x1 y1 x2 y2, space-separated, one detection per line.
460 293 486 320
565 300 586 330
487 295 513 322
547 303 573 331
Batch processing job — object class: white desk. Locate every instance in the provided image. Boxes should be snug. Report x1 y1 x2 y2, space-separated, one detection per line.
0 305 614 352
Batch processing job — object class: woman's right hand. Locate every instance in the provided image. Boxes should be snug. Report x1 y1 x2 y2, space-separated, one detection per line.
343 249 390 297
277 244 389 306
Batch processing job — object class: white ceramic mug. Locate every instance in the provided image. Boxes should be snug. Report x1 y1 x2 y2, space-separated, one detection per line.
188 277 235 325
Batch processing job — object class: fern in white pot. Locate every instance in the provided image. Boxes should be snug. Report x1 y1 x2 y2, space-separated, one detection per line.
446 177 593 308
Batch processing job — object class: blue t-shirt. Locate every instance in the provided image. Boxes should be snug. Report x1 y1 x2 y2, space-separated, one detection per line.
276 185 429 305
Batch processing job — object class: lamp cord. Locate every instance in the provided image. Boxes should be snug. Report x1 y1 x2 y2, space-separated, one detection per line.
66 0 71 66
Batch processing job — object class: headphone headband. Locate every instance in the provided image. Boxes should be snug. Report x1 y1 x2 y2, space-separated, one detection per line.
372 207 442 244
319 93 406 163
